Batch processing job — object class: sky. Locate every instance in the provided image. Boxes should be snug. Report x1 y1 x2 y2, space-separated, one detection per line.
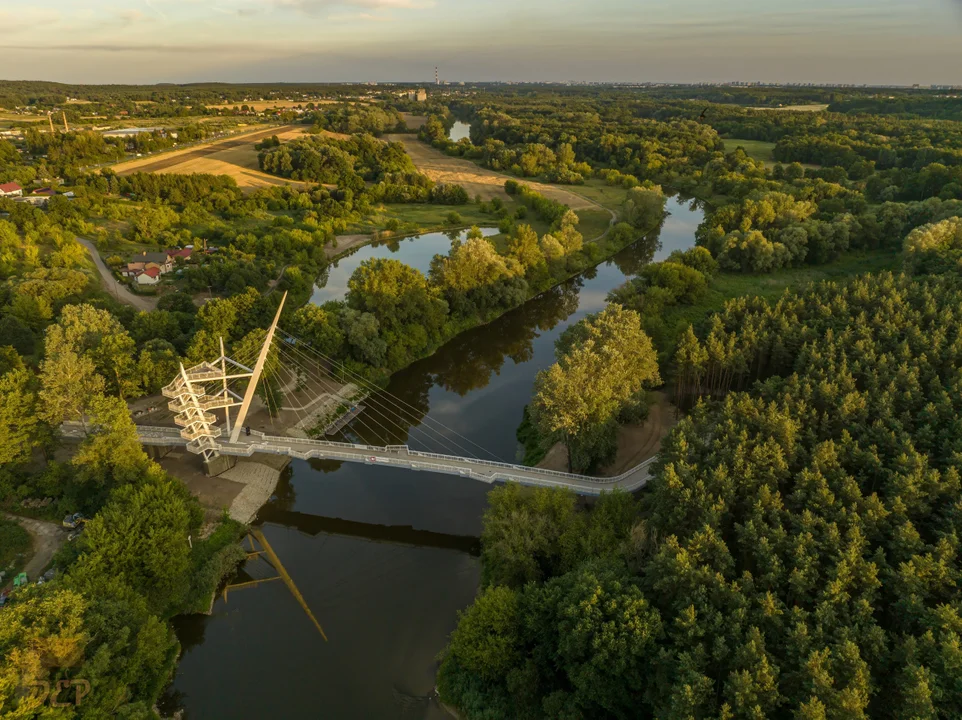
1 0 960 85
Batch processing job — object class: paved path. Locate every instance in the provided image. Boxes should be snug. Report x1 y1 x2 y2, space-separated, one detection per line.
2 513 67 590
77 237 158 312
67 425 658 495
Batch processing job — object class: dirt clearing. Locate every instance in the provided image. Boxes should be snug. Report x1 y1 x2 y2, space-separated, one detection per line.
2 514 67 589
750 104 828 112
401 113 428 130
385 134 601 209
536 392 678 477
206 100 343 111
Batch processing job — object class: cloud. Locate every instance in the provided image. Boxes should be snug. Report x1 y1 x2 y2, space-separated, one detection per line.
118 9 149 27
143 0 168 20
327 11 394 21
0 42 254 54
271 0 434 12
0 9 62 34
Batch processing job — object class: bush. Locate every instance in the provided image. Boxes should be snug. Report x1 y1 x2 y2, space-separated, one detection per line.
0 518 30 570
446 211 463 225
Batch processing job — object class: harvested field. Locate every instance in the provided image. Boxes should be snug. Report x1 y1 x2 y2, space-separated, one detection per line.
112 125 310 189
385 134 601 209
401 113 428 130
750 104 828 112
206 100 341 111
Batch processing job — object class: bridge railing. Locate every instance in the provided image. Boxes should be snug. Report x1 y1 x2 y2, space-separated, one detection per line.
128 425 660 489
251 433 658 486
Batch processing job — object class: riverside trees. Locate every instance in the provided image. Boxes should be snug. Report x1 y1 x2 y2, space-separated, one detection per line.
441 257 962 718
530 305 660 472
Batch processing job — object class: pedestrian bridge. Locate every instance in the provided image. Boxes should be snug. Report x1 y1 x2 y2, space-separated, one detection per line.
74 292 661 496
122 425 658 495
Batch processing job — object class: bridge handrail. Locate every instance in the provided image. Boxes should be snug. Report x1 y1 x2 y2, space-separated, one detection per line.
254 433 657 485
125 425 660 488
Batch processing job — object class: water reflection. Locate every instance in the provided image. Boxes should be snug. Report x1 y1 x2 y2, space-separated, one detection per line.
447 121 471 143
161 196 705 720
311 227 499 305
328 230 659 456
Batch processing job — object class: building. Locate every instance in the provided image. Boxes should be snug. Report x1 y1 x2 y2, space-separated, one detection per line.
416 89 427 102
14 195 48 207
122 247 193 281
0 182 23 198
136 267 161 285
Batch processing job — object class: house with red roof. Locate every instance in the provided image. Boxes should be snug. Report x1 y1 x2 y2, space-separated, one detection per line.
136 267 161 285
0 182 22 198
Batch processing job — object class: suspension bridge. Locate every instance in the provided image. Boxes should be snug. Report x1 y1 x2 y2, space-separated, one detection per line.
71 292 661 495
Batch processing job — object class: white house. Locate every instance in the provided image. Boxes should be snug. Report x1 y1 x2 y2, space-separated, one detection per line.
0 182 23 198
136 267 161 285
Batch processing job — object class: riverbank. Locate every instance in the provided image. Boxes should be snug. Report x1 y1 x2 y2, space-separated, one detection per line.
309 207 669 392
158 452 289 524
155 196 706 720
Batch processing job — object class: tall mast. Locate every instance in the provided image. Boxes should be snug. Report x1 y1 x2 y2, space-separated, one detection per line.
229 292 287 443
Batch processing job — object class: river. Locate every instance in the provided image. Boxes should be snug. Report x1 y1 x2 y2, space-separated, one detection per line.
311 227 499 305
448 121 471 143
160 195 704 719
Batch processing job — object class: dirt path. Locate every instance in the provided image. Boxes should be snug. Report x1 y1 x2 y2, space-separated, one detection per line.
77 237 158 312
327 234 373 259
598 392 678 477
2 514 67 590
536 392 678 476
385 134 603 210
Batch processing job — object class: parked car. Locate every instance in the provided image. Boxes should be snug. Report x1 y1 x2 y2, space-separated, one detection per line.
37 569 56 585
62 512 86 529
0 590 9 607
13 573 27 588
67 528 84 542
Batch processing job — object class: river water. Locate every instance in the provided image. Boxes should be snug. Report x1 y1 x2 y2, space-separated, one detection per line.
161 196 703 719
448 121 471 143
311 227 499 305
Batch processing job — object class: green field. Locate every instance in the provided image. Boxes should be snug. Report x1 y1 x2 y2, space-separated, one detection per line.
723 137 777 164
350 200 612 246
361 202 498 232
652 249 903 358
568 179 631 218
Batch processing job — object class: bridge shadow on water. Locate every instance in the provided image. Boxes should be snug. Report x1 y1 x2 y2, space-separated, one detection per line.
255 504 482 556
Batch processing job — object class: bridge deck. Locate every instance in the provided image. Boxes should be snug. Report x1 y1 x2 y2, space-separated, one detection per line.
64 425 658 495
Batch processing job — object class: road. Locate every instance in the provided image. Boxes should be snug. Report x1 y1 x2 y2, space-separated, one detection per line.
2 513 67 590
77 237 158 312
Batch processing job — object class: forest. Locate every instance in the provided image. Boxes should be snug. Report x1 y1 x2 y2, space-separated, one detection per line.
440 220 962 719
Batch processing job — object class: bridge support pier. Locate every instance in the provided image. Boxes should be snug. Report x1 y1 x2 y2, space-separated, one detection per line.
145 445 177 460
204 454 237 477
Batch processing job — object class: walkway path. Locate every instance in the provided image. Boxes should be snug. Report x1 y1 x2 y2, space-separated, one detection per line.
1 513 67 590
77 238 158 312
79 425 659 495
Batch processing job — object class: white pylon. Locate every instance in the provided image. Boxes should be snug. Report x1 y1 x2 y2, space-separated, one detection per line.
161 292 288 456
